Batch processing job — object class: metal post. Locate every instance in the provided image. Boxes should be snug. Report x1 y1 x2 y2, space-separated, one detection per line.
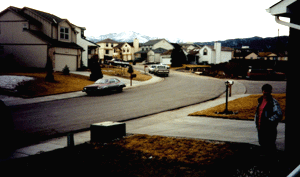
225 83 229 113
67 133 74 147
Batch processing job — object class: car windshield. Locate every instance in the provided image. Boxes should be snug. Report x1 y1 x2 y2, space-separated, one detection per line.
95 79 109 84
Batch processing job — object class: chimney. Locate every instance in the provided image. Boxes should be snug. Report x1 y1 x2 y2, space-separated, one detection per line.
133 38 139 52
214 42 221 64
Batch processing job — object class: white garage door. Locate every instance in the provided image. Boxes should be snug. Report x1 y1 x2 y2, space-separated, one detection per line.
55 55 77 71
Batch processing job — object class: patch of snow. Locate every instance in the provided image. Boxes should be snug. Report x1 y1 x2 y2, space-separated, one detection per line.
0 75 35 90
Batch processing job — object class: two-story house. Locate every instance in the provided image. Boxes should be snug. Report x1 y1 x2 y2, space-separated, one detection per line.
0 6 90 71
136 39 174 63
112 39 140 61
96 38 119 63
198 42 234 64
75 26 99 68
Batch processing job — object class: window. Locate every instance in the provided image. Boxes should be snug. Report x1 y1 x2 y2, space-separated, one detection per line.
203 49 208 55
60 27 69 40
106 50 109 54
106 43 109 47
23 23 28 31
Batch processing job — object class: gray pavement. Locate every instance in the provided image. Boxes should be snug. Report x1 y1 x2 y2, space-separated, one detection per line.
0 71 285 161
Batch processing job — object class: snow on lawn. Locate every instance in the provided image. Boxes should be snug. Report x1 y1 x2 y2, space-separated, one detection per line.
0 75 35 90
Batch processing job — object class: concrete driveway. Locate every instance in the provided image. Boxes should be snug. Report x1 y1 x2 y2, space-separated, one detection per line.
125 94 285 151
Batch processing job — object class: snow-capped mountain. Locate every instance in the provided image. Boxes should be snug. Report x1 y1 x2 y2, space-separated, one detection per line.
87 31 183 43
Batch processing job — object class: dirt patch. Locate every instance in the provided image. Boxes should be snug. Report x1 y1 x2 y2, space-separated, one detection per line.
189 94 286 121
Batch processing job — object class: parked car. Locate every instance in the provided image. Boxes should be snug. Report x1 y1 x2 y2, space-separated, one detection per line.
153 65 169 77
83 78 126 95
246 68 286 80
148 65 158 74
107 59 130 67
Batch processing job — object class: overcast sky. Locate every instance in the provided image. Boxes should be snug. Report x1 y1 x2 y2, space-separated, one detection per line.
1 0 290 42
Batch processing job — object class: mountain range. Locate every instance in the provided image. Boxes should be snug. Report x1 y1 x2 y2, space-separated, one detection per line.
195 36 289 52
87 31 289 52
87 31 183 43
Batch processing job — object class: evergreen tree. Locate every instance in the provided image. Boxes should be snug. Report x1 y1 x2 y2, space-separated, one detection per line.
89 58 103 81
45 57 54 82
171 45 187 67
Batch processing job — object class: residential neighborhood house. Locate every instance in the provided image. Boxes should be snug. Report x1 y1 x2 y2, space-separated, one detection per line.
136 39 174 63
198 42 234 64
113 39 140 61
75 26 99 68
0 6 97 71
96 38 119 63
161 50 173 65
233 46 288 61
96 38 140 63
147 48 168 63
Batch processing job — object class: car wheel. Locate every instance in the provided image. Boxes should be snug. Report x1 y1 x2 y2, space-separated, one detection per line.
117 87 123 93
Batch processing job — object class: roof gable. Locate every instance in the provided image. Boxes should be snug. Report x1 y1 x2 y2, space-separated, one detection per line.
97 38 119 44
144 39 167 46
23 7 64 24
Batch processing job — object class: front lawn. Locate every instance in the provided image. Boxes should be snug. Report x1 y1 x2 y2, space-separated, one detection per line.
0 67 152 98
1 72 94 97
189 94 286 121
101 67 152 81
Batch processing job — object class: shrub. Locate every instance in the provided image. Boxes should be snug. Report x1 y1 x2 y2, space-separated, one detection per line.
62 65 70 75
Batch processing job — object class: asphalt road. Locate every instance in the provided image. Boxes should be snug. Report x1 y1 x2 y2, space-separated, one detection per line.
10 71 227 145
237 79 286 94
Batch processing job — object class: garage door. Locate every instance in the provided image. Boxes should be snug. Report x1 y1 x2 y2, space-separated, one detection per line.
55 55 77 71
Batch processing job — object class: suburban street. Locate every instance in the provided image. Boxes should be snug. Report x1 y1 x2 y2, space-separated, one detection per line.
9 68 286 146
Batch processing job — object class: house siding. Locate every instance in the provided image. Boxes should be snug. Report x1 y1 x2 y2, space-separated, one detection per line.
1 45 48 68
0 10 48 68
153 40 174 50
23 9 53 38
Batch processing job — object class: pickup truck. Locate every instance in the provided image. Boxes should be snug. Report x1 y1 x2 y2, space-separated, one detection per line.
107 59 130 67
153 65 169 77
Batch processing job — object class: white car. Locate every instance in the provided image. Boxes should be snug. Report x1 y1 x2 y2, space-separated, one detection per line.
148 65 158 74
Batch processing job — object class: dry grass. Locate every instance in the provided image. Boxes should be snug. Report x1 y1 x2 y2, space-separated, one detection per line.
2 134 256 176
2 68 151 97
3 72 94 97
189 94 286 121
102 67 152 81
109 134 237 165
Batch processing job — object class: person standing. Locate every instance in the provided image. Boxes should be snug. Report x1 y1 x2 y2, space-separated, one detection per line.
254 84 282 154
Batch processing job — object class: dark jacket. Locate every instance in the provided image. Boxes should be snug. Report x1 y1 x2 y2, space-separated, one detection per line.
254 95 282 129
